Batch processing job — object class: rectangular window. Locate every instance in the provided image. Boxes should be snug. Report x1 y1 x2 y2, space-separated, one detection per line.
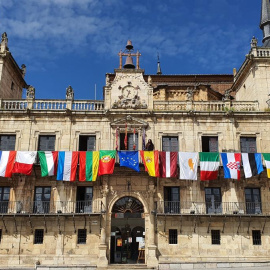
76 187 93 213
0 135 16 151
162 136 179 152
202 136 218 152
169 229 177 244
240 137 257 153
79 135 96 151
0 187 10 213
120 133 138 150
164 187 180 213
34 229 44 244
38 135 56 151
33 187 51 214
252 230 261 245
211 230 221 245
245 188 261 214
205 188 222 214
77 229 87 244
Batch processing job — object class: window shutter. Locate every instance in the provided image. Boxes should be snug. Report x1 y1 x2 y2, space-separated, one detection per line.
86 136 96 151
0 135 16 150
162 136 179 152
209 137 218 152
240 137 256 153
162 137 170 152
127 133 138 150
170 137 179 152
38 136 55 151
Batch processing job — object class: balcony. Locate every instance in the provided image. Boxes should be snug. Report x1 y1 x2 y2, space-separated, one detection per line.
0 200 104 215
156 201 265 216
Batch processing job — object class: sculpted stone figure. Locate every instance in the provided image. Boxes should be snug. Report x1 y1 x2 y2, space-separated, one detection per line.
26 85 35 99
66 85 74 100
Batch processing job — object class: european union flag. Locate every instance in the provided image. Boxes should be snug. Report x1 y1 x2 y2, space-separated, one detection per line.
118 151 140 172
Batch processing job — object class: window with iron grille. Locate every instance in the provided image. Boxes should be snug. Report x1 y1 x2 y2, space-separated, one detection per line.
77 229 87 244
240 137 257 153
79 135 96 151
34 229 44 244
211 230 220 245
0 229 2 243
162 136 179 152
169 229 177 244
252 230 261 245
0 135 16 151
202 136 218 152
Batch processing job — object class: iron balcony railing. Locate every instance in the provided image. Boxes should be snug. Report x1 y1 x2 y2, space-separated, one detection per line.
0 200 103 215
157 201 267 215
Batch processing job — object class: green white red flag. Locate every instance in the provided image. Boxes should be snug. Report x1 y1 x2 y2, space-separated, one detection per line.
199 152 219 181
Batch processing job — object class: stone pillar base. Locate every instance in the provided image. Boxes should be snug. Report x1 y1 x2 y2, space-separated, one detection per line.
147 244 158 268
97 244 108 268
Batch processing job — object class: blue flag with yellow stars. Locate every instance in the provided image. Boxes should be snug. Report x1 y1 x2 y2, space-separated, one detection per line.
118 151 140 172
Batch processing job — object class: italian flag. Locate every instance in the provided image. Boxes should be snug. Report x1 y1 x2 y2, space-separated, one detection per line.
199 152 220 181
263 153 270 178
98 150 116 176
79 151 99 181
38 151 58 177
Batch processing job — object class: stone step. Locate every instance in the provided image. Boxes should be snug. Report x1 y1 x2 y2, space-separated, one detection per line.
106 265 156 270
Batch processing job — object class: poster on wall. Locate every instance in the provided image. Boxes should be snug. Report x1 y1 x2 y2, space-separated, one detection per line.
117 238 122 247
139 238 145 249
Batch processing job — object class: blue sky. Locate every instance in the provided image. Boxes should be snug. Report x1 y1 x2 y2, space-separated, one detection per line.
0 0 262 100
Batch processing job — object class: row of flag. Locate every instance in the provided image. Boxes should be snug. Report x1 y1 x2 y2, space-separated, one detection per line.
0 150 269 181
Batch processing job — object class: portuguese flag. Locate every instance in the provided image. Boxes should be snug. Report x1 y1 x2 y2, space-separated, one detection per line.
38 151 58 177
263 153 270 178
98 150 116 176
199 152 220 181
79 151 99 181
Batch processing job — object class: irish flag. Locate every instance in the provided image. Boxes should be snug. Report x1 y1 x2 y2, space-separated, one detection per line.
199 152 220 181
140 151 159 177
98 150 116 176
38 151 58 177
79 151 99 181
57 151 78 181
263 153 270 178
12 151 37 175
0 151 16 177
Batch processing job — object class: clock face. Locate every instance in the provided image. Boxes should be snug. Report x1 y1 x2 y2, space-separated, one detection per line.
123 86 135 98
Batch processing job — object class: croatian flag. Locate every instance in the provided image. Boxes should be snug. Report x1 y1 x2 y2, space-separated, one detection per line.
0 151 16 177
12 151 37 175
242 153 263 178
57 151 78 181
221 153 241 180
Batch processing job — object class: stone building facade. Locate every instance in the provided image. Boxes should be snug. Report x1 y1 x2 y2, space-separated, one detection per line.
1 2 270 270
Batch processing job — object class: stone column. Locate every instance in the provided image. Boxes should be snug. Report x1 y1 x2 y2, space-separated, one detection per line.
147 182 158 268
97 180 109 268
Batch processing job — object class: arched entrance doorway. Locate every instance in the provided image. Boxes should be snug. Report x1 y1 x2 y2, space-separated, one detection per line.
110 196 145 264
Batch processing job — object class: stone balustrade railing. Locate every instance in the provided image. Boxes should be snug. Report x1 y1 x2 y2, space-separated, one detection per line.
153 100 259 112
255 47 270 57
0 99 104 111
0 99 260 112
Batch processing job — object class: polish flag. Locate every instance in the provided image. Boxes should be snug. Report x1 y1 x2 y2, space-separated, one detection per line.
0 151 16 177
57 151 78 181
159 152 178 178
12 151 37 175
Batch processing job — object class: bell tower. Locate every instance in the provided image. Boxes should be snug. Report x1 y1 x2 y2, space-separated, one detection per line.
103 41 153 110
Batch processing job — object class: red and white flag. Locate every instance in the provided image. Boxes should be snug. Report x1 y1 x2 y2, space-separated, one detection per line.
12 151 37 175
159 152 178 178
0 151 16 177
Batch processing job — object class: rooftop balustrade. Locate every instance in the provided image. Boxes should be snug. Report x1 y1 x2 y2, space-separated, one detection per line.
0 99 259 112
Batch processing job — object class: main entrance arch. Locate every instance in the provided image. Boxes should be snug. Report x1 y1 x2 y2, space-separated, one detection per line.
110 196 145 264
